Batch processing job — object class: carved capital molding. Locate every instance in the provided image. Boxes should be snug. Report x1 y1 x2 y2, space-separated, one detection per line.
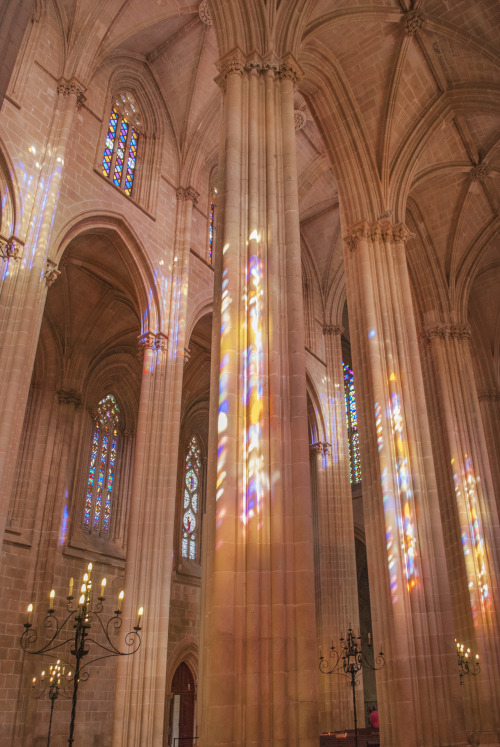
323 324 343 336
154 333 168 352
217 50 302 83
424 323 472 341
0 235 22 262
184 347 191 364
198 0 212 25
57 389 82 408
44 259 61 287
310 441 330 456
137 331 168 360
57 76 86 107
344 221 414 251
478 390 499 402
176 186 200 205
403 10 425 34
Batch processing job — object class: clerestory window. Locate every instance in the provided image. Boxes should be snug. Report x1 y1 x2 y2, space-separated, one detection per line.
181 435 201 560
83 394 120 537
102 92 141 196
343 361 362 484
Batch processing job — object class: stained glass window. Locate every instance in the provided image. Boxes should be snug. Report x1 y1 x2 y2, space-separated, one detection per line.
101 92 140 196
343 362 362 484
208 199 215 263
83 394 120 537
182 435 201 560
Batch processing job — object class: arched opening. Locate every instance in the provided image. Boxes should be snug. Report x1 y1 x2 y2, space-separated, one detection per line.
168 662 196 747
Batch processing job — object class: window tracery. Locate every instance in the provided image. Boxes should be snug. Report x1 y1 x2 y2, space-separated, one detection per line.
182 435 201 560
83 394 120 536
102 92 141 196
343 361 362 484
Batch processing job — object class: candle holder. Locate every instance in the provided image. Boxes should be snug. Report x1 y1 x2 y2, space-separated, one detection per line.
319 628 385 747
455 639 480 684
21 564 143 746
31 660 72 747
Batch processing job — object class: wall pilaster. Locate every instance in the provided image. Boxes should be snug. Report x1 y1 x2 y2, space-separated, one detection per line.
0 76 85 560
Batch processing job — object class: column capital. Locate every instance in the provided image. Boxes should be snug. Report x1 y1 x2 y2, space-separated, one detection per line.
57 389 82 408
0 234 23 262
176 186 200 205
424 323 472 341
478 389 500 402
344 220 413 251
217 48 246 79
323 324 343 337
44 259 61 287
310 441 331 456
217 49 301 83
57 76 86 106
278 53 303 82
137 331 168 359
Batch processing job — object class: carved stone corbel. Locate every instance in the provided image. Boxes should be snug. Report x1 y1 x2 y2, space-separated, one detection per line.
0 235 22 262
44 259 61 287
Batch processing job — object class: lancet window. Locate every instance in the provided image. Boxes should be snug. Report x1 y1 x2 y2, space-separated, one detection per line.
182 435 201 560
83 395 120 536
343 362 362 484
102 92 141 196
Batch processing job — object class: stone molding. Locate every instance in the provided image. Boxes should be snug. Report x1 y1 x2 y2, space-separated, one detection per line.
57 389 82 408
402 10 425 34
323 324 343 336
424 323 472 341
198 0 212 26
344 221 414 252
0 235 22 262
176 186 200 205
57 76 86 107
137 331 168 359
478 390 500 402
44 259 61 287
217 49 302 83
310 441 330 456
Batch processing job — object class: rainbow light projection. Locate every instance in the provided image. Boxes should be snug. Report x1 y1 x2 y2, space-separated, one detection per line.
83 394 119 536
182 435 201 559
388 376 417 592
343 362 362 483
453 454 489 618
241 233 265 528
216 265 231 512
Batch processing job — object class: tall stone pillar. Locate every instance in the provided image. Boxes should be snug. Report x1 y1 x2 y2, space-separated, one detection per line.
112 186 197 747
0 76 85 556
314 324 360 732
343 221 466 747
424 323 500 745
199 50 318 747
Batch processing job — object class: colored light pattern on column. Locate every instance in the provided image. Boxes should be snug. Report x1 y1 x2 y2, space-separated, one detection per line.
182 435 201 560
389 381 417 592
102 107 119 178
123 127 138 195
453 454 490 618
241 242 265 527
343 362 362 483
83 394 119 537
208 200 215 263
216 266 231 505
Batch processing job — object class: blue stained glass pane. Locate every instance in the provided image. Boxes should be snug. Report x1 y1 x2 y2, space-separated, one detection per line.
102 108 119 177
113 119 128 187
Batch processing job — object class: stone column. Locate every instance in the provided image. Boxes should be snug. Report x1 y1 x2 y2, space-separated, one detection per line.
343 221 466 747
424 323 500 745
0 76 85 557
112 186 197 747
315 325 360 733
199 50 318 747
